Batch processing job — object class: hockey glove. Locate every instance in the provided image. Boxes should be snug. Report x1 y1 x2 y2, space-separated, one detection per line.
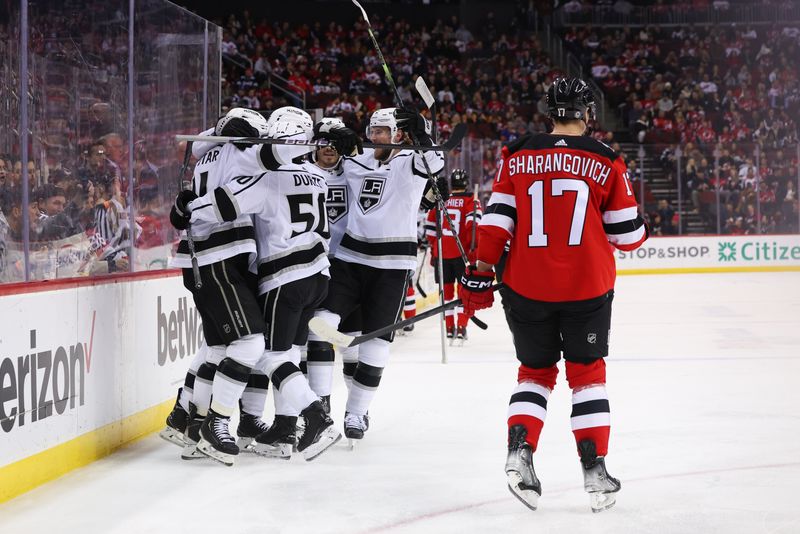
395 108 432 146
458 265 495 315
313 123 363 156
169 190 198 230
420 175 450 210
215 116 260 150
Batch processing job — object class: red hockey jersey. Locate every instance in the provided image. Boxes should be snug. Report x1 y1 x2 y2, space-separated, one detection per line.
477 134 647 302
425 192 482 260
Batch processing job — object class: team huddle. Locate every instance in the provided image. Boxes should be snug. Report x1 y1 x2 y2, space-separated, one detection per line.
160 103 451 465
159 76 648 514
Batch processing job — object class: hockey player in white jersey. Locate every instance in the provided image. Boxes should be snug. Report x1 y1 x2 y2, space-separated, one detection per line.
306 108 446 443
169 106 329 464
183 109 362 462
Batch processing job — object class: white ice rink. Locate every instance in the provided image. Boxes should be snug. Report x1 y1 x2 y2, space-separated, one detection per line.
1 272 799 534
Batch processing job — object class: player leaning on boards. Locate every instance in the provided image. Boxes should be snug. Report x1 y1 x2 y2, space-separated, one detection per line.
306 107 446 445
459 78 648 512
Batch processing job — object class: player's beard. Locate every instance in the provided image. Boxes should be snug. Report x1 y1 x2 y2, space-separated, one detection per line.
373 146 392 161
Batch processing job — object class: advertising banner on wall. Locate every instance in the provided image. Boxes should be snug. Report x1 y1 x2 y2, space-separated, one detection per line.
0 275 197 470
614 235 800 272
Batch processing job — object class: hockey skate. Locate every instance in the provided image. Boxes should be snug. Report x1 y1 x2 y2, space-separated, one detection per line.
197 410 240 466
320 395 331 415
297 401 341 461
236 410 271 451
159 389 188 447
456 326 468 346
402 323 414 333
578 440 621 513
343 411 370 449
446 326 455 346
252 415 297 460
505 425 542 511
180 403 207 460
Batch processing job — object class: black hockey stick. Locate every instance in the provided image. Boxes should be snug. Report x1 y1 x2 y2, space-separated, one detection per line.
467 183 487 330
309 284 504 348
174 125 467 154
179 141 202 289
415 245 428 298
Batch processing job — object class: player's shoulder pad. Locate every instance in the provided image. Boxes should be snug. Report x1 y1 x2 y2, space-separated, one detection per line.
506 133 620 162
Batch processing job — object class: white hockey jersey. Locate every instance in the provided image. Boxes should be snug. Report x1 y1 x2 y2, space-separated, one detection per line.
171 133 312 269
188 161 330 294
335 147 444 270
321 162 348 255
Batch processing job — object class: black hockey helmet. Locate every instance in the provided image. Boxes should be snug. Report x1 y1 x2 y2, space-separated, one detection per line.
450 168 469 190
546 77 596 121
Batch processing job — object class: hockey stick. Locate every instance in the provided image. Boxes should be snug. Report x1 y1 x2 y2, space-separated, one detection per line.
467 183 487 330
414 245 428 298
179 141 202 289
174 124 466 154
309 284 504 348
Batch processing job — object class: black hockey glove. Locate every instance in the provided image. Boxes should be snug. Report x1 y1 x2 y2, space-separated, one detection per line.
215 116 259 150
420 175 450 211
169 189 198 230
313 122 363 156
395 108 432 146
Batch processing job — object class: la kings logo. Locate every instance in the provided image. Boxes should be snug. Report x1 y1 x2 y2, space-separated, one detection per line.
358 176 386 214
326 185 348 223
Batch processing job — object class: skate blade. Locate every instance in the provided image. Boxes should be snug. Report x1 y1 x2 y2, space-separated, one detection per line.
303 428 342 461
252 442 293 460
180 442 207 460
196 439 237 466
159 427 186 447
237 437 258 452
507 472 540 511
589 491 617 513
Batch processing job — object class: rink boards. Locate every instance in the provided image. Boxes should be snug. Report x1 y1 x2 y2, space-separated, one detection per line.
1 235 799 503
0 272 194 503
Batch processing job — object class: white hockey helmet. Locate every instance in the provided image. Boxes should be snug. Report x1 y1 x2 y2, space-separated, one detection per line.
312 117 347 164
265 106 314 141
218 107 269 137
366 107 399 142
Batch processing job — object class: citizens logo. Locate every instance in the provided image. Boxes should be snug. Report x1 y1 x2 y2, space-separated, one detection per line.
0 312 95 433
718 242 736 261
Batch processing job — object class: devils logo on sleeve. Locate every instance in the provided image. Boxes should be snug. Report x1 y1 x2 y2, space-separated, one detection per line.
358 176 386 214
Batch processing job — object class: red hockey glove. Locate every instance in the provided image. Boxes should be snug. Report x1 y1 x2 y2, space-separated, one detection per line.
458 265 495 315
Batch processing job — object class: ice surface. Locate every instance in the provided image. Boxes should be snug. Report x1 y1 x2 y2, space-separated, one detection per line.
1 272 799 534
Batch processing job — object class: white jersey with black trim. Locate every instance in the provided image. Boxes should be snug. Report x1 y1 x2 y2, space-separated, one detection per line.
321 162 348 255
335 146 444 270
171 132 312 269
188 161 330 294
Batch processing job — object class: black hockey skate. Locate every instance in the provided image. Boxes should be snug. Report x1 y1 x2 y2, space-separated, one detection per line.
252 415 297 460
180 403 206 460
343 411 370 449
402 323 415 333
578 439 621 513
236 408 271 452
197 409 240 466
297 401 341 461
505 425 542 511
446 325 455 340
159 388 188 447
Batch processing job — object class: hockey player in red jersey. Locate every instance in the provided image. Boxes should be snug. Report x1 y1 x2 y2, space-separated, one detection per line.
458 78 648 512
425 169 482 342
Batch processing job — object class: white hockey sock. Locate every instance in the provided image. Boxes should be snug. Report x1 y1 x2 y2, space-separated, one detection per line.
346 338 390 416
240 369 269 417
261 347 318 413
179 342 208 411
340 337 360 392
